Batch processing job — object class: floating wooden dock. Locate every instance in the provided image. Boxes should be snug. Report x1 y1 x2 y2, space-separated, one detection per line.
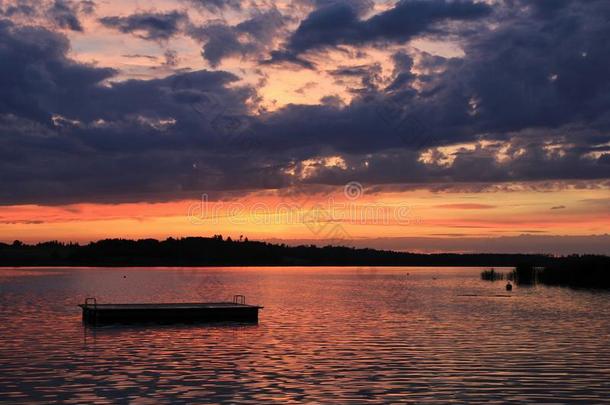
79 295 262 325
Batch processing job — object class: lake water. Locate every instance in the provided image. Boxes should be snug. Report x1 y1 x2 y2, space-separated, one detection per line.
0 266 609 403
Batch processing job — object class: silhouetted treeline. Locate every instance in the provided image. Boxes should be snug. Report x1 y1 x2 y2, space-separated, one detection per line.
1 237 608 278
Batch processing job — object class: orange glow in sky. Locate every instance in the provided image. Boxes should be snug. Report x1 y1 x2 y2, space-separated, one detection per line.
2 187 608 245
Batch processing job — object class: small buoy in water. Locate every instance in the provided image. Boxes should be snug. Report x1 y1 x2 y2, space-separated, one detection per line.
123 275 127 279
506 282 512 291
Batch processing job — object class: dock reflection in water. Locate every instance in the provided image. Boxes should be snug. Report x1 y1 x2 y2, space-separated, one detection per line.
0 266 609 403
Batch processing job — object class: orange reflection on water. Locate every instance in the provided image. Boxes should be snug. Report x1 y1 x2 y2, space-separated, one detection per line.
0 266 609 402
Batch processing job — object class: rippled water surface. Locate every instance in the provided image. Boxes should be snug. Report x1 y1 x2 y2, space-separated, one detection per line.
0 266 609 403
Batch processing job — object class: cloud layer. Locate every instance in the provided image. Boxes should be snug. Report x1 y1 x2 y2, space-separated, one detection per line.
0 0 609 205
285 0 491 54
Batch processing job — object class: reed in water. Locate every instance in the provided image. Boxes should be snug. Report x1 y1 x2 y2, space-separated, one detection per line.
480 256 610 289
480 268 504 281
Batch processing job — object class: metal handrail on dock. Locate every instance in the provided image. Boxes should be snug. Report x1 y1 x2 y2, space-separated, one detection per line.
233 295 246 304
85 297 97 309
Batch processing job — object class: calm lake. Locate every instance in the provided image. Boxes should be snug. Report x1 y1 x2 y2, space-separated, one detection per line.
0 266 608 403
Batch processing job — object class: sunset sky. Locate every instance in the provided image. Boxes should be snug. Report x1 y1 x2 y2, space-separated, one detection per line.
1 0 609 253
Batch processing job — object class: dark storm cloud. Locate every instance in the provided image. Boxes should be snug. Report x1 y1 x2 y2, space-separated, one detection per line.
386 51 415 91
262 50 316 69
106 6 288 67
250 120 608 188
308 0 374 13
0 0 90 31
79 0 95 14
186 0 242 12
522 0 573 16
0 19 115 123
1 1 610 205
449 1 610 135
284 0 492 54
49 0 83 31
99 10 187 40
0 1 37 17
327 63 383 94
188 8 286 66
0 18 261 204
